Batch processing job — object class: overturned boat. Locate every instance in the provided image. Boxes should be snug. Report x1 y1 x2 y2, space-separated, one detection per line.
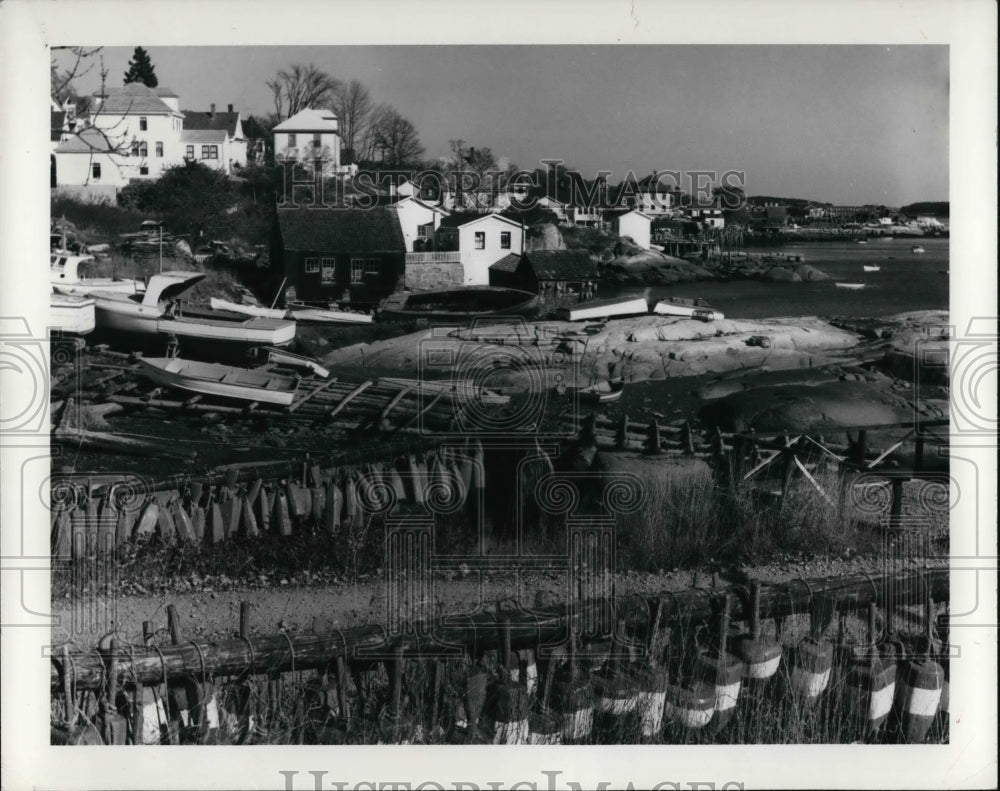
556 296 649 322
653 297 724 321
378 286 538 323
91 271 296 347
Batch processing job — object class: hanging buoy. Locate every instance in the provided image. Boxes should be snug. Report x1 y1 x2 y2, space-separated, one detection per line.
190 482 204 508
245 479 262 511
790 595 836 706
156 499 178 544
209 494 225 544
482 621 530 744
407 455 424 504
189 502 205 543
86 491 100 556
528 644 562 745
286 480 309 520
370 462 387 510
592 619 642 736
219 494 241 540
171 499 196 544
52 509 72 560
629 598 669 738
550 637 594 743
458 442 474 494
310 484 326 524
115 494 137 547
97 494 118 556
388 460 407 502
896 594 943 743
134 499 159 541
241 494 259 538
733 582 782 681
846 603 896 734
272 489 293 536
518 648 538 697
139 686 170 744
255 486 271 533
461 661 490 742
323 479 343 535
344 474 359 526
696 594 742 729
663 679 715 730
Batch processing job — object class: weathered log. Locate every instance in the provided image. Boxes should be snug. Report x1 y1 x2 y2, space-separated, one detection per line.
50 569 947 692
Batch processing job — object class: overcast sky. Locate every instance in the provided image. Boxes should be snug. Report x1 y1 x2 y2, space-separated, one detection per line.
57 45 948 206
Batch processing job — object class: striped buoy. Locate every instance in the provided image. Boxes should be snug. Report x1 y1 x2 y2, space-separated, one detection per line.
663 680 715 730
592 619 642 737
518 648 538 697
528 646 562 745
115 493 137 547
189 502 205 542
733 582 782 681
138 686 170 744
245 479 262 511
696 593 743 729
845 604 896 733
790 595 836 706
344 474 358 524
550 638 594 743
97 494 118 555
896 594 943 743
286 481 309 520
482 621 529 744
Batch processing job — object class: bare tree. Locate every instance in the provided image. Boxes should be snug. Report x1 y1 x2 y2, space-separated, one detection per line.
266 64 341 122
447 139 500 209
332 79 373 165
370 105 424 169
50 46 102 104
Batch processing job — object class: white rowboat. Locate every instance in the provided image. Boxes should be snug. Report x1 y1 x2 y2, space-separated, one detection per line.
835 282 866 290
557 296 649 322
137 356 302 406
863 265 881 272
210 297 287 320
653 299 724 321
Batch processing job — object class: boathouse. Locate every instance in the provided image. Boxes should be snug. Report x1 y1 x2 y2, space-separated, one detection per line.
490 249 599 295
273 206 406 307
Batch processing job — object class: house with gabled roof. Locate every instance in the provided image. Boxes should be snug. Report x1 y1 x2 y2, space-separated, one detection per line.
274 206 406 306
433 212 524 286
607 208 653 249
495 249 599 295
182 103 247 173
273 108 355 178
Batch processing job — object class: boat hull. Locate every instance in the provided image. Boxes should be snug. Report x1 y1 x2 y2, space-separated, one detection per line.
50 295 95 335
289 307 374 324
557 297 649 322
378 287 539 323
835 283 866 290
137 357 299 406
653 301 724 321
210 297 288 320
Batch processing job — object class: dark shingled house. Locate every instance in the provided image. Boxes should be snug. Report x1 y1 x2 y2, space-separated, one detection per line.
273 206 406 306
496 249 599 295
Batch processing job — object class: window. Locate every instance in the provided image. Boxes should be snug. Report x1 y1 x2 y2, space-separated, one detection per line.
417 222 435 238
304 257 319 274
155 142 163 157
312 133 322 149
474 231 485 250
185 145 194 160
287 133 297 147
139 141 147 157
202 145 219 160
131 141 140 157
351 258 379 283
139 117 147 131
91 162 101 179
500 231 511 250
139 166 149 175
321 258 336 283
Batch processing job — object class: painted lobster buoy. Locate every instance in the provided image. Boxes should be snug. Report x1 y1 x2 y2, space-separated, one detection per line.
457 442 474 494
241 494 258 538
696 593 743 729
550 638 594 743
323 479 343 535
139 686 170 744
256 486 272 533
527 707 561 744
896 595 944 743
286 481 309 520
52 510 72 560
459 662 490 742
115 497 137 547
482 621 530 744
845 604 896 733
190 482 204 508
171 499 196 544
734 582 782 681
518 648 538 697
245 479 262 510
272 489 293 536
663 680 715 729
209 495 225 544
310 485 326 524
344 474 358 524
592 620 641 736
631 663 669 738
156 499 178 544
134 499 159 541
790 595 836 706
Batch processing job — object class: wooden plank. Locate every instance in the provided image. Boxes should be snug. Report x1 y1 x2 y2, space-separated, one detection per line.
287 376 339 413
324 380 374 420
392 390 443 434
183 394 203 407
379 387 412 422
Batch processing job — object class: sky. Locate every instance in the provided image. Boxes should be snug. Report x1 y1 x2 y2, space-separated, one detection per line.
56 45 949 206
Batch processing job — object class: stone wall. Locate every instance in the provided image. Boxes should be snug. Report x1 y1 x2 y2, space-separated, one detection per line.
404 261 464 290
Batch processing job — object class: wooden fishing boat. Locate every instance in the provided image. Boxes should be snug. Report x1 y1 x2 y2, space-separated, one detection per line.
262 347 331 379
51 251 145 296
653 297 724 321
137 356 303 406
378 286 538 323
209 296 287 319
911 245 926 254
863 265 881 272
555 378 626 404
91 271 296 347
835 282 866 290
50 293 95 335
286 303 374 324
556 296 649 322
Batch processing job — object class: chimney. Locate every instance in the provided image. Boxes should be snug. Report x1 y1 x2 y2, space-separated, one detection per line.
210 103 216 118
227 104 233 114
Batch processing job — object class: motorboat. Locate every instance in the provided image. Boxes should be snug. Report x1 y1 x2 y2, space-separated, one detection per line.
653 297 724 321
286 302 374 324
834 282 866 290
50 293 95 335
556 296 649 322
378 286 538 323
137 356 303 406
90 271 296 347
50 251 145 296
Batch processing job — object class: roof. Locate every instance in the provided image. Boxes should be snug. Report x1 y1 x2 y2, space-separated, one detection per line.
438 212 522 230
93 83 178 116
54 127 118 154
180 128 228 144
488 253 521 273
183 110 241 138
50 111 66 142
606 208 653 222
273 108 338 132
392 195 449 215
637 174 681 194
155 86 179 98
277 207 405 254
522 250 599 280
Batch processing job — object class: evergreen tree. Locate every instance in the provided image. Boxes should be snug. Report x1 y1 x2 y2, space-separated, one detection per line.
123 47 158 88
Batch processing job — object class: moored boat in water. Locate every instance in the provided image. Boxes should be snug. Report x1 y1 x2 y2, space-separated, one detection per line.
557 296 649 322
911 245 926 254
91 271 296 347
378 286 538 323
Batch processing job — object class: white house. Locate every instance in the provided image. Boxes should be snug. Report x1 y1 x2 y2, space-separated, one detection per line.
273 108 353 177
435 213 525 285
182 104 248 173
683 206 725 230
611 209 653 249
536 195 569 222
392 196 450 252
53 127 133 193
629 175 677 216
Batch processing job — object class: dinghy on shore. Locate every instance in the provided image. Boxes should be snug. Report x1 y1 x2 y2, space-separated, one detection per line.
863 265 881 272
378 286 538 323
653 297 724 321
556 296 649 322
834 282 866 290
137 356 304 406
